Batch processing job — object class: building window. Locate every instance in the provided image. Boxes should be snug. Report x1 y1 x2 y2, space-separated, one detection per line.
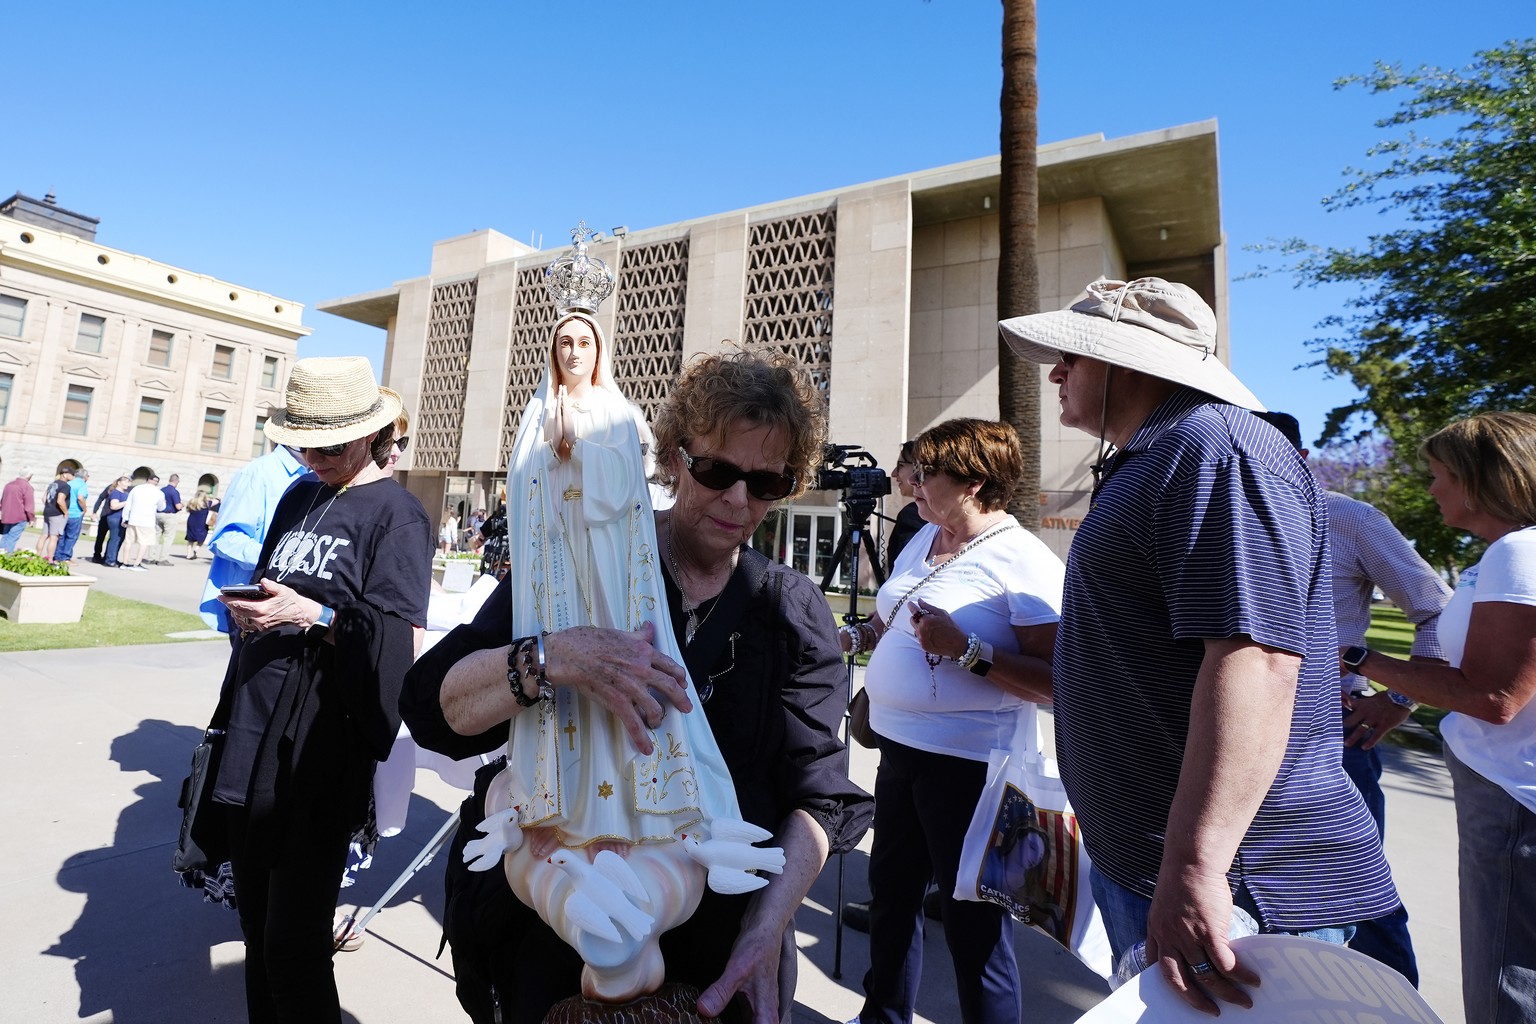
137 397 163 445
76 314 106 353
202 407 225 453
0 294 24 338
0 373 12 425
261 355 279 389
252 415 268 458
148 330 174 367
62 384 93 435
212 344 235 379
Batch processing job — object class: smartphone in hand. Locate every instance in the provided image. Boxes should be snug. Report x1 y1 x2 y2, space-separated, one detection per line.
220 584 271 599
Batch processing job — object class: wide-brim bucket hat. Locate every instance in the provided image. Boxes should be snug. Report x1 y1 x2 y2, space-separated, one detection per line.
264 357 404 447
998 276 1265 411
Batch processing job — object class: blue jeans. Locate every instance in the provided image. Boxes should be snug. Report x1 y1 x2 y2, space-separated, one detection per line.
0 520 26 552
1340 709 1419 985
103 517 124 565
54 516 84 561
1089 867 1353 966
1446 744 1536 1023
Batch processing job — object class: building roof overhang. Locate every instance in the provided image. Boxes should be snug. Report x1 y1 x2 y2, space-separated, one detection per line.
316 120 1221 329
909 119 1221 265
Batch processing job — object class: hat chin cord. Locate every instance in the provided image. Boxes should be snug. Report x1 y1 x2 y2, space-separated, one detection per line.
1089 369 1118 507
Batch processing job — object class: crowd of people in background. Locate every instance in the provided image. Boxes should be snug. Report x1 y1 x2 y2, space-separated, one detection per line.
0 458 224 569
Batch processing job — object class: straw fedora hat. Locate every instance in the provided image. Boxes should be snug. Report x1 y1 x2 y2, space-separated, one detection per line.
998 277 1265 411
263 357 404 447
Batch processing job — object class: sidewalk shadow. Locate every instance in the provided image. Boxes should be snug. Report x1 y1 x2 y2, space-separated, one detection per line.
45 719 248 1022
43 718 366 1023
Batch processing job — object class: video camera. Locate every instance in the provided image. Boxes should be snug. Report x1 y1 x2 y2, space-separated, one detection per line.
814 443 891 504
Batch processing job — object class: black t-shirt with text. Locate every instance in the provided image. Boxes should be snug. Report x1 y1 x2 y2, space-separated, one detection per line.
214 477 432 806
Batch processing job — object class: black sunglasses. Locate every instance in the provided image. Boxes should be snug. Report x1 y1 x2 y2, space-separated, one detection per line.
677 447 796 501
394 435 410 451
288 441 352 458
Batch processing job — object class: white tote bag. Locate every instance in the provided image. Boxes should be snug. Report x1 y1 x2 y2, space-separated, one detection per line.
953 721 1112 979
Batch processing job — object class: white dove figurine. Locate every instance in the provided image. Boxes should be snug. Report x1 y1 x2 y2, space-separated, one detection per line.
547 849 655 945
680 818 787 895
463 807 523 872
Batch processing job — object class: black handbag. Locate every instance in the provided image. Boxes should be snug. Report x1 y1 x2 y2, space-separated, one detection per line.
174 652 239 882
173 727 227 874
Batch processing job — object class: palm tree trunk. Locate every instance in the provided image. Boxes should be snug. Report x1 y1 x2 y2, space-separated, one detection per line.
998 0 1040 529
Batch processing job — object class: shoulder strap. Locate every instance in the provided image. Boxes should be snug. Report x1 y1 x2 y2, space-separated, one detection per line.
683 545 769 679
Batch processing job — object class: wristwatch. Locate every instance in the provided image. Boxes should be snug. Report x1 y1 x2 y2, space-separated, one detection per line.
309 605 335 636
1340 645 1370 672
968 640 994 678
1385 690 1421 713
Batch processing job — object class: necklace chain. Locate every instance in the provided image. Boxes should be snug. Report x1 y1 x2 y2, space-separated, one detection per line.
896 518 1016 700
665 511 719 646
273 484 347 583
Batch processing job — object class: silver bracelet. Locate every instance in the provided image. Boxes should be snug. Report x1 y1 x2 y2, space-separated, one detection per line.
957 633 982 669
840 624 862 655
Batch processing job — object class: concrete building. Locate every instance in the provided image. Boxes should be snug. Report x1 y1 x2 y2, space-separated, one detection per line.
320 121 1229 575
0 193 309 502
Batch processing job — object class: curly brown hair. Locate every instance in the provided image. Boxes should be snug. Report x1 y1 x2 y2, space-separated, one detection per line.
651 349 826 500
912 418 1023 513
1422 412 1536 527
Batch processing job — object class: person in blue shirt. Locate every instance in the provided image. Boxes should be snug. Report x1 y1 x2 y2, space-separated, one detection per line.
54 468 91 562
199 446 313 642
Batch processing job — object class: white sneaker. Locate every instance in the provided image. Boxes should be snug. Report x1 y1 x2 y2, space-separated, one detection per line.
127 565 148 572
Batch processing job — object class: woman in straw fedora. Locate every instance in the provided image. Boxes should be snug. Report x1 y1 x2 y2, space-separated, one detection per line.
211 356 434 1022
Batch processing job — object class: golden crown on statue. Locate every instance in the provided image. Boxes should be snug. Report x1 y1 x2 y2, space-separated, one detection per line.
545 221 616 316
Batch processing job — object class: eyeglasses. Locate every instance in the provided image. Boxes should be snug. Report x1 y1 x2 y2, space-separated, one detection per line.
911 465 940 486
289 441 351 458
394 435 410 451
677 447 796 501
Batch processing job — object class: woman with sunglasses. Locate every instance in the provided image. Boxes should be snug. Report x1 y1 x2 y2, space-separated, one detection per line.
383 410 409 475
845 418 1063 1024
402 349 870 1023
208 357 433 1023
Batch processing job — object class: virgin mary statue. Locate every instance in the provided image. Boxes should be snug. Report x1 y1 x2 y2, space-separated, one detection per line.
473 226 779 1003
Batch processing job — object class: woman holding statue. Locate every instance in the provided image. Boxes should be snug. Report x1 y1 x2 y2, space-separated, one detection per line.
401 228 870 1022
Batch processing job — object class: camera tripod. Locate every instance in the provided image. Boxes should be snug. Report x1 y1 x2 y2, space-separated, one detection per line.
818 493 888 979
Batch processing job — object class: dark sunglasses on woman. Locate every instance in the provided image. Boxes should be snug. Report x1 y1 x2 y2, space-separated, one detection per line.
288 441 351 458
677 447 796 501
394 435 410 451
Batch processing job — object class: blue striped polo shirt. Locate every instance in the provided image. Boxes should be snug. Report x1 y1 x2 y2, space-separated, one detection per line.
1054 388 1399 931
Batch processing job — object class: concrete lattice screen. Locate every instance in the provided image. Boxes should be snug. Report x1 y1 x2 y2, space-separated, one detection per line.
742 209 837 393
415 278 476 471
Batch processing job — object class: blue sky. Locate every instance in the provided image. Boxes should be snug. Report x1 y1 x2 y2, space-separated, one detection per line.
8 1 1532 447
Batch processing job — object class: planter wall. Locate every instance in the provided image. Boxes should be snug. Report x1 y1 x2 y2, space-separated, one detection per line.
0 568 96 624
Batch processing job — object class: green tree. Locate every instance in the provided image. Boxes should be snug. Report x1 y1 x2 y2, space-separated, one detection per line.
1271 39 1535 570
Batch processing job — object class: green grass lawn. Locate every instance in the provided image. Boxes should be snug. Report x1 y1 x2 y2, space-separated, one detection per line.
0 590 211 653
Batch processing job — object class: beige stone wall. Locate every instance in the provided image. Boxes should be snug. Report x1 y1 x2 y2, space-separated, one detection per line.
0 218 306 495
907 197 1126 559
827 180 912 471
680 213 748 361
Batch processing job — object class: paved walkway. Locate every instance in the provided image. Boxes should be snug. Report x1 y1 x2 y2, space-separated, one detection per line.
0 562 1466 1022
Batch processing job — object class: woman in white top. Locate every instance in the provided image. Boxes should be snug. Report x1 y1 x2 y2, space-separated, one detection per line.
840 418 1063 1024
1335 412 1536 1024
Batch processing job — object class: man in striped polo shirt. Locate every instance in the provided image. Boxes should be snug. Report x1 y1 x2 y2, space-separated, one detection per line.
1000 279 1402 1015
